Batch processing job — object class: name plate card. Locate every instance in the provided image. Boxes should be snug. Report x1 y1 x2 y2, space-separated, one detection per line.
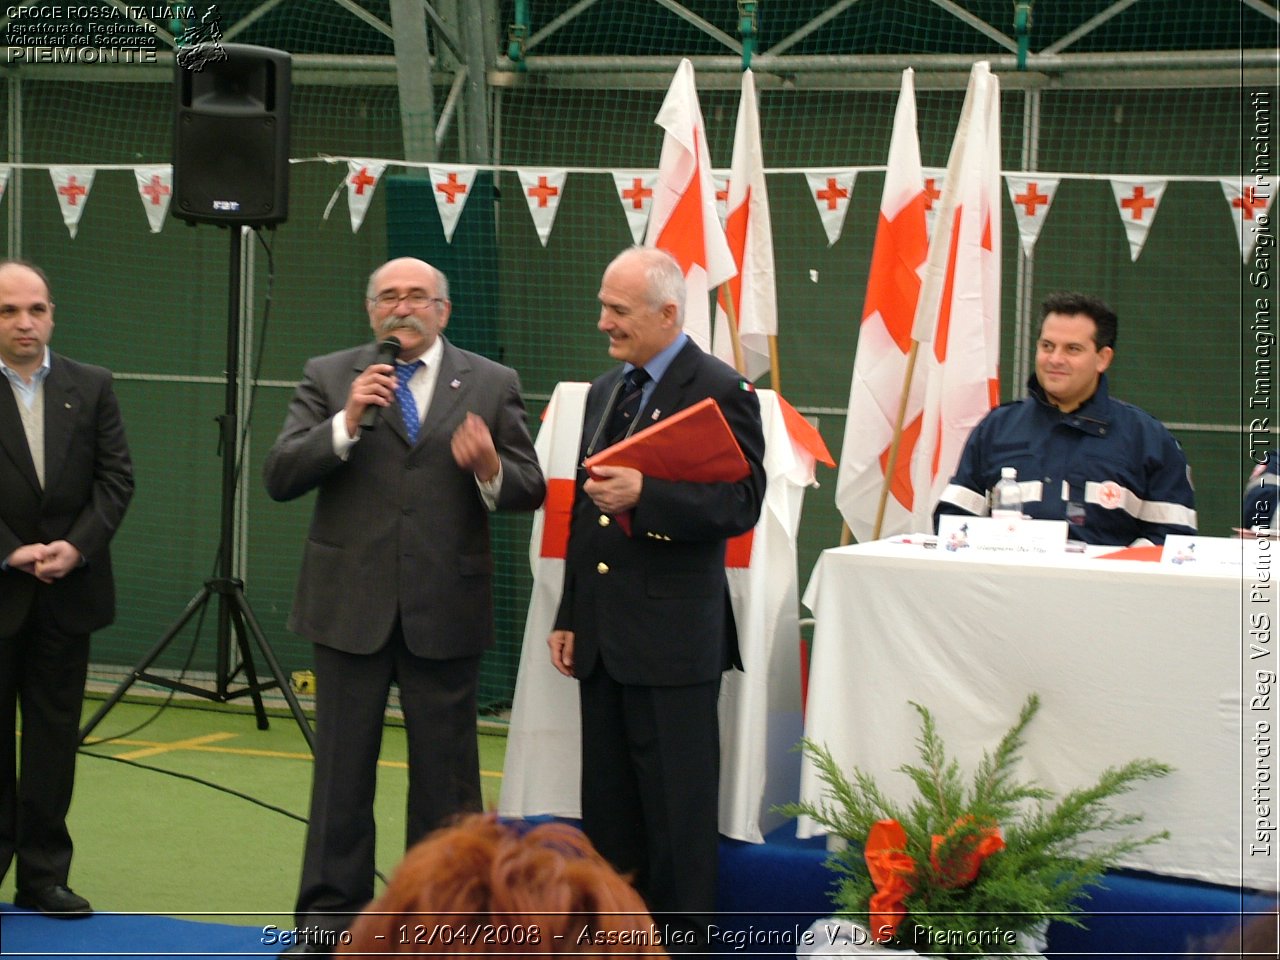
935 515 1069 554
1160 535 1253 568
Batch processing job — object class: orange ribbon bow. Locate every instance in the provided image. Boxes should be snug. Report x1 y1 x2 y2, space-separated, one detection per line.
929 816 1005 889
863 819 916 942
863 817 1006 943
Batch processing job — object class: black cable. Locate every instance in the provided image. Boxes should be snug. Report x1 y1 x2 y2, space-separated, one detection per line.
77 748 307 824
77 748 392 884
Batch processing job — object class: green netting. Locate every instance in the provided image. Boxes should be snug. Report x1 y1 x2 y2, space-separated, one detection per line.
0 0 1275 711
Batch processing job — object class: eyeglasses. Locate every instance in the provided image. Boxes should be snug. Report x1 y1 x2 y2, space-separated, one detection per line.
369 292 446 310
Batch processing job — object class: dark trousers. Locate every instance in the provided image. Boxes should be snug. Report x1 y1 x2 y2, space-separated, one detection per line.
0 605 90 892
295 624 482 934
578 663 721 946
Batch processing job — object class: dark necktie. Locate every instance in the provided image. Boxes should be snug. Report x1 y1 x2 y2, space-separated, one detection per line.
395 360 424 444
606 367 650 444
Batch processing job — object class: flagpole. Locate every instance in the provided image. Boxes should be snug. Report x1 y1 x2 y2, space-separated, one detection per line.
768 334 781 392
720 281 748 375
872 340 923 540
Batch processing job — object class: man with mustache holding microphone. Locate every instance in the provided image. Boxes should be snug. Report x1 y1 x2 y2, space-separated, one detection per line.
265 257 545 955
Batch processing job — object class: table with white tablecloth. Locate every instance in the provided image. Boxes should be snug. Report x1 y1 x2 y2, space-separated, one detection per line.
796 540 1275 891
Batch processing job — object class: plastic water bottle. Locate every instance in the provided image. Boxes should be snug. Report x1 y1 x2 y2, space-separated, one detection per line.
991 466 1023 519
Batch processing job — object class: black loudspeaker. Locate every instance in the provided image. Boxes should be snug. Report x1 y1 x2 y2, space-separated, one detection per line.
173 44 291 226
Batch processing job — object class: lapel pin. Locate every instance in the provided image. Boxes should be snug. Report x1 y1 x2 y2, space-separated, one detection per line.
450 379 461 389
650 409 660 420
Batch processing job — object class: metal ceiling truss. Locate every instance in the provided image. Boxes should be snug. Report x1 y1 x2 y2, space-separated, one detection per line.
0 0 1275 91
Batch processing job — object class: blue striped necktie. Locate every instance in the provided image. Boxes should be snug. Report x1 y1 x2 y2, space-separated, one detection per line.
395 360 424 443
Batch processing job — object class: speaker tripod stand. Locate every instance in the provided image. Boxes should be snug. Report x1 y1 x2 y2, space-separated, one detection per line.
80 225 313 750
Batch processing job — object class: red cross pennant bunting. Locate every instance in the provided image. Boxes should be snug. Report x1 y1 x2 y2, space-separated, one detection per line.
712 171 730 226
1004 175 1060 257
50 166 96 239
803 169 857 246
346 160 387 233
516 168 567 247
1109 177 1167 261
1221 177 1274 264
921 168 947 241
427 164 478 243
133 164 173 234
611 170 657 244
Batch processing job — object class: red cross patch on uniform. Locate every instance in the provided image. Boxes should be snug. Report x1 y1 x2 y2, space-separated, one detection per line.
1097 481 1125 509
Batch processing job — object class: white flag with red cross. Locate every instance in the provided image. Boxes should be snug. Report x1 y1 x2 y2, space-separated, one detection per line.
1221 177 1274 264
611 170 657 244
133 165 173 234
517 168 568 247
1110 177 1167 261
712 69 777 383
345 160 386 233
836 68 930 543
644 58 737 352
1005 175 1060 258
428 165 478 243
804 170 857 247
499 381 590 822
50 167 95 239
910 61 1003 532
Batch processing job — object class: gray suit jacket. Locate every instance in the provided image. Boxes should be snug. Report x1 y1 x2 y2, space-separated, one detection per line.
263 336 545 658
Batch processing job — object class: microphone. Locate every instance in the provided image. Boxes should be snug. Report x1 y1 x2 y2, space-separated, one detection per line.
359 336 402 431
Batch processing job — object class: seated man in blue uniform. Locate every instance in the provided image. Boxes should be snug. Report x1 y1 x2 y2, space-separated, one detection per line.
934 292 1196 546
1243 450 1278 532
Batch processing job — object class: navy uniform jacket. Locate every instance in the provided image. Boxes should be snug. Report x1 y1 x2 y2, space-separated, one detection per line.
554 339 766 686
1244 450 1279 531
935 373 1196 546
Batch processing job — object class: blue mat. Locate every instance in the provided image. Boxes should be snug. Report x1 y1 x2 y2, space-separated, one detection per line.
3 822 1271 959
0 905 267 957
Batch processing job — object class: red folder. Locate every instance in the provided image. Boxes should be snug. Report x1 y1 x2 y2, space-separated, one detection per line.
583 397 750 534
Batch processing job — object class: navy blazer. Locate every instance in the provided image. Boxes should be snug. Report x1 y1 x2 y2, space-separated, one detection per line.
555 339 766 686
0 353 134 638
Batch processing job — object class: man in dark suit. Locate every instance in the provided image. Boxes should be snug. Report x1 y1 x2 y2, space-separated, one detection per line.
264 257 545 952
548 246 766 946
0 259 134 918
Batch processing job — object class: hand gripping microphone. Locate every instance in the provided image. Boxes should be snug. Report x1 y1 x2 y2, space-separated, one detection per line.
359 336 402 431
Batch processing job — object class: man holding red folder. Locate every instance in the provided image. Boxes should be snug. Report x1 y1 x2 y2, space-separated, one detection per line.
548 247 766 946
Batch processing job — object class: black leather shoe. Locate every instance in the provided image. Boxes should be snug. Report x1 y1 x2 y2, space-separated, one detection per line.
14 884 93 918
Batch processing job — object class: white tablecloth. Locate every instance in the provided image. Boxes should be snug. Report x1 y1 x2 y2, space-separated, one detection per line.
797 540 1277 891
